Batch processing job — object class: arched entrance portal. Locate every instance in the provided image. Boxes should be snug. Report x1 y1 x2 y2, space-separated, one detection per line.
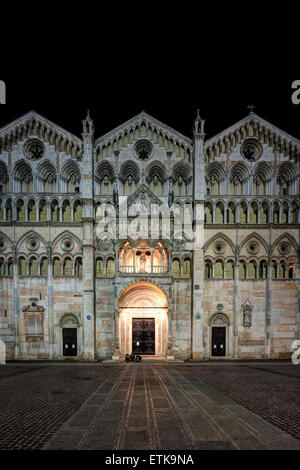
118 282 168 358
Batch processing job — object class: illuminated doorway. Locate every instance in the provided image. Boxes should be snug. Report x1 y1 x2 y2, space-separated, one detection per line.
118 282 168 357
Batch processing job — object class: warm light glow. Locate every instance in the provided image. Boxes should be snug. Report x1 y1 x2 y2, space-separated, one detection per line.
118 282 168 357
119 241 168 274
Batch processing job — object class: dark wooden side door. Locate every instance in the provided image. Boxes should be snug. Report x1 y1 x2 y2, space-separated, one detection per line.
132 318 155 355
63 328 77 356
211 327 226 357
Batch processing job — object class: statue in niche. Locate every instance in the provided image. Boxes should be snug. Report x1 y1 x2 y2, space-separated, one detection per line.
243 306 252 327
139 253 146 273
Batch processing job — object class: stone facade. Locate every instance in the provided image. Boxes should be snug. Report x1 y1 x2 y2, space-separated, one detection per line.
0 110 299 361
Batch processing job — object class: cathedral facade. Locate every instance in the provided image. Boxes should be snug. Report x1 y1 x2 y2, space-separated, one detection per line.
0 110 299 361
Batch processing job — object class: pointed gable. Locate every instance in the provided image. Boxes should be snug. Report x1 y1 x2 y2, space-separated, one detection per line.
94 111 192 161
0 111 82 157
205 112 300 162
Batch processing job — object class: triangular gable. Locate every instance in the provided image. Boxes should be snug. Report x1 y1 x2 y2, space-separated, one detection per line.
0 110 82 146
95 111 192 147
205 112 300 150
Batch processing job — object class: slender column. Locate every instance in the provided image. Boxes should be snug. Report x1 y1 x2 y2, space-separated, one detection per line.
47 243 53 359
233 255 239 359
192 111 206 360
82 112 96 360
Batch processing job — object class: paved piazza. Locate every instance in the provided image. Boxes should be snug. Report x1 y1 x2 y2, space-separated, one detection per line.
0 362 300 450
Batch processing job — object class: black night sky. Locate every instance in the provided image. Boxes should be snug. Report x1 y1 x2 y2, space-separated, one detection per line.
0 74 299 142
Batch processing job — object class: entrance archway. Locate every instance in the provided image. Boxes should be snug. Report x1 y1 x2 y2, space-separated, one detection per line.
118 282 168 357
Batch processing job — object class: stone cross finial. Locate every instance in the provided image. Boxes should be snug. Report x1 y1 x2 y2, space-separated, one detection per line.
247 104 256 113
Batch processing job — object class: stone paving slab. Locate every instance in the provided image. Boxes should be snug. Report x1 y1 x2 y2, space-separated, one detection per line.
1 362 300 450
43 364 300 451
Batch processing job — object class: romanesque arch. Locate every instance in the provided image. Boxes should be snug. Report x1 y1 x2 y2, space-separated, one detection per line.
118 281 168 357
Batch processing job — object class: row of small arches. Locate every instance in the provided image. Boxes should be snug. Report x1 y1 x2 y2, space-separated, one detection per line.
0 199 82 222
0 256 83 277
204 259 295 280
204 201 299 224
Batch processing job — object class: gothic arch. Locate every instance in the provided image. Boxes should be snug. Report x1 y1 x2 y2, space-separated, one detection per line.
145 160 167 183
119 160 140 183
95 161 115 182
0 230 12 248
253 162 273 182
13 159 33 178
51 230 83 251
229 162 249 182
203 232 235 253
206 161 226 182
277 162 297 182
272 232 298 253
37 160 56 181
239 232 269 254
16 230 48 250
172 161 191 182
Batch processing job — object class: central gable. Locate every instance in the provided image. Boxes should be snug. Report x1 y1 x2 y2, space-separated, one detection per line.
95 111 192 149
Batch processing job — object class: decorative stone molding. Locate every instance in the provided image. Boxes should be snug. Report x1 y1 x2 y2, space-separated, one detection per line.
22 297 45 342
210 313 229 326
242 300 253 327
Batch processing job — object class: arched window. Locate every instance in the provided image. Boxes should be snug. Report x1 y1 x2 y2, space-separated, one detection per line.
239 260 246 279
18 257 27 275
124 175 136 195
149 176 163 196
63 258 73 277
17 200 26 221
291 203 298 223
260 203 269 224
282 203 288 224
248 260 257 279
273 203 280 224
288 264 294 279
259 260 268 279
215 260 224 279
279 261 285 279
172 259 180 278
7 258 13 275
51 200 59 222
28 200 36 222
226 260 234 279
272 261 277 279
250 202 258 224
53 257 62 276
75 257 83 278
29 257 38 275
215 202 224 224
106 259 115 278
240 202 247 224
62 200 71 222
204 203 213 224
73 201 82 222
183 259 191 277
96 258 105 277
205 260 213 279
6 200 12 221
227 202 236 224
40 257 48 276
39 200 47 222
174 177 186 196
